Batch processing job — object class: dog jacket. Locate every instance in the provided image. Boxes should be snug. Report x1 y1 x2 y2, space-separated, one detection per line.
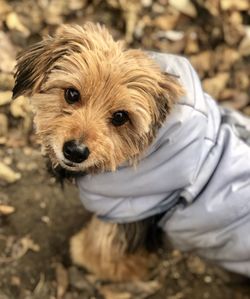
77 53 250 276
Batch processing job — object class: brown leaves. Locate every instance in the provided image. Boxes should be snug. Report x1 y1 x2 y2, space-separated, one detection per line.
0 236 40 263
0 162 21 184
0 91 12 106
0 0 248 116
6 12 30 37
56 263 69 299
203 73 229 99
98 279 161 299
133 0 250 111
0 204 15 215
0 32 17 73
168 0 197 18
220 0 249 11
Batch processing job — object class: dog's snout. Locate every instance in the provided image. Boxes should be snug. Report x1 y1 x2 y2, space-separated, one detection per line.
63 140 90 163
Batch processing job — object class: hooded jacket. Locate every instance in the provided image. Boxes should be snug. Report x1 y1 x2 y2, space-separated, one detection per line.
77 53 250 276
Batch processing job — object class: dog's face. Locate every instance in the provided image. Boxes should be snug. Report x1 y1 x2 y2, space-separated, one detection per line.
13 23 182 174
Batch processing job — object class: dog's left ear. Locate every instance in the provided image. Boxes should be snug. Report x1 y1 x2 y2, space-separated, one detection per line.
12 25 84 99
12 23 114 100
153 73 184 127
12 38 56 99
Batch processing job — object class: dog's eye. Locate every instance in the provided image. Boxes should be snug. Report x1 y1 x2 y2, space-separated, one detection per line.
111 111 129 126
64 88 80 104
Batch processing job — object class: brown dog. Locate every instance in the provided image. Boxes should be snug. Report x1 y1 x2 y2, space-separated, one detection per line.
13 23 183 281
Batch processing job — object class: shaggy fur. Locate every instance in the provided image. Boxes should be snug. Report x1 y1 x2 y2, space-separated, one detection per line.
13 23 183 281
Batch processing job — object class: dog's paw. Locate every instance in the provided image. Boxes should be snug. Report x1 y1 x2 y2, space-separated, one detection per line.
70 228 88 268
70 227 157 281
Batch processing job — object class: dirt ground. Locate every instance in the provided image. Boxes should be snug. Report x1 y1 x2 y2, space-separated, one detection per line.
0 0 250 298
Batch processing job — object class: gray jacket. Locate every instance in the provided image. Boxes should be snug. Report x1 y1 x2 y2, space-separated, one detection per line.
77 53 250 276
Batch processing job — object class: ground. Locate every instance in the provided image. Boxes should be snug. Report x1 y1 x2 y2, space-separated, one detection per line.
0 0 250 298
1 147 250 299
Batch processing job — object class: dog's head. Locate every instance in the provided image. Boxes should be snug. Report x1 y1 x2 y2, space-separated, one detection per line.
13 23 183 174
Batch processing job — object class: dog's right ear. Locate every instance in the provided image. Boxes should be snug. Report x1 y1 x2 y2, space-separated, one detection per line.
12 38 55 99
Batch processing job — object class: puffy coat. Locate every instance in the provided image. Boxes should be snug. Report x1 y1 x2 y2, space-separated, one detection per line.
77 53 250 276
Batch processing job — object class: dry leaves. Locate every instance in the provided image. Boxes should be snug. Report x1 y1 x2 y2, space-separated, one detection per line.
203 73 229 99
98 280 161 299
10 96 31 118
169 0 197 17
220 0 249 11
6 12 30 37
56 263 69 299
0 91 12 106
0 113 8 136
0 162 21 183
0 236 40 263
0 204 15 215
0 32 17 73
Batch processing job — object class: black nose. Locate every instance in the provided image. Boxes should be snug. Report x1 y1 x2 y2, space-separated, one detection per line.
63 140 90 163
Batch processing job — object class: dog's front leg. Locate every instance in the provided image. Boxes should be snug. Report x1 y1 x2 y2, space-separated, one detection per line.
70 215 158 281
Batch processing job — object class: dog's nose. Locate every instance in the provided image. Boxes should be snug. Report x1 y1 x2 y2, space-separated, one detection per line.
63 140 90 163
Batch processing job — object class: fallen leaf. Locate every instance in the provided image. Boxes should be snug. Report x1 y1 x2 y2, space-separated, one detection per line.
68 267 94 292
6 12 30 37
0 114 8 137
0 236 40 263
221 92 249 110
184 32 199 54
0 137 7 145
215 47 240 72
10 96 31 118
220 0 249 11
99 286 132 299
153 13 179 31
169 0 197 17
56 263 69 299
168 292 185 299
133 280 161 294
42 0 67 25
223 18 245 46
68 0 87 10
190 51 212 78
0 73 14 90
187 256 206 275
219 89 237 102
0 0 11 17
10 275 21 286
202 0 220 16
243 106 250 116
202 73 229 99
0 204 15 215
0 91 12 106
20 236 40 252
162 30 184 41
234 71 249 90
239 27 250 56
0 162 21 184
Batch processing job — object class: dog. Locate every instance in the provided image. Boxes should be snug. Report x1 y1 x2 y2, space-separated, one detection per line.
13 23 250 280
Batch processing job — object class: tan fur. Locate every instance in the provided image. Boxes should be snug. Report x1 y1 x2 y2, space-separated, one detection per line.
70 216 157 281
13 23 184 281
